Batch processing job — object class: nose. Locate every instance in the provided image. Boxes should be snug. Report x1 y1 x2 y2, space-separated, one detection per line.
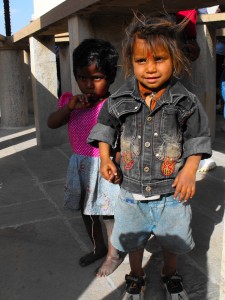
86 78 94 88
146 60 157 73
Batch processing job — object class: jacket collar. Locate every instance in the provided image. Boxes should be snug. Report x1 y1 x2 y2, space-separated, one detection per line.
110 76 191 104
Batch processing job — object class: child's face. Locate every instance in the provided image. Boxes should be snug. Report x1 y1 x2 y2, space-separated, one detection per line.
76 63 110 102
132 38 173 91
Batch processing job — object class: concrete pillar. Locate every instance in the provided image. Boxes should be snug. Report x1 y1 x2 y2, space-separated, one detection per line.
0 50 29 127
58 44 71 94
193 24 216 140
29 35 67 147
68 16 94 94
23 50 34 114
91 15 126 93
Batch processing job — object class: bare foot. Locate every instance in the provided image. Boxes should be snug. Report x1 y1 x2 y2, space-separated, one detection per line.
79 249 107 267
95 255 124 277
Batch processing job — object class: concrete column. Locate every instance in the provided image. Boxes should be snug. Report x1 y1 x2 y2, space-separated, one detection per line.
192 24 216 140
29 35 67 147
0 50 29 127
68 16 94 94
59 44 71 94
23 50 34 114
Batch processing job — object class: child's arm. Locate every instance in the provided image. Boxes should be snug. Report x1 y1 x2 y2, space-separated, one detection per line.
172 154 202 202
99 142 122 184
47 94 90 129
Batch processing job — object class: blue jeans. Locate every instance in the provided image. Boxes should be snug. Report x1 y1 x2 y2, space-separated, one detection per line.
111 188 195 254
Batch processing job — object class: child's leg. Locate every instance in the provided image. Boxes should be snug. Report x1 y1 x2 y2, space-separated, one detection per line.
96 216 124 277
161 251 189 299
123 248 146 298
162 250 177 276
129 248 145 277
79 213 107 267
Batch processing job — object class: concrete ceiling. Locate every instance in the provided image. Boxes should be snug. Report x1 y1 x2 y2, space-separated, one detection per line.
77 0 224 16
12 0 225 43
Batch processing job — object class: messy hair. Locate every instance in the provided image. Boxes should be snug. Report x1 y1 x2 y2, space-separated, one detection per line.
122 13 191 78
73 38 119 83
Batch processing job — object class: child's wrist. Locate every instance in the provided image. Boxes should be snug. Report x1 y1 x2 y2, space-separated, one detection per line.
67 104 73 113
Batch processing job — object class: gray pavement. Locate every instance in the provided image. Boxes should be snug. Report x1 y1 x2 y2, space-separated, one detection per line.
0 114 225 300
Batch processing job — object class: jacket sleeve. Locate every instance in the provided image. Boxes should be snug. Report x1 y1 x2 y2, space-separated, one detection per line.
182 96 212 159
87 99 121 148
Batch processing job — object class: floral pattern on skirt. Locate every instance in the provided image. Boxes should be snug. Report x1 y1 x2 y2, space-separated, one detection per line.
64 153 120 215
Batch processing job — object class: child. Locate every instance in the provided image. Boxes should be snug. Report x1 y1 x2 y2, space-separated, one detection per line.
88 15 212 299
220 57 225 132
47 38 123 277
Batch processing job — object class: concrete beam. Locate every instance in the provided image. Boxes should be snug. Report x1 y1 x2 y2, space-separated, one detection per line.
12 0 100 42
198 12 225 28
12 0 225 43
0 34 6 41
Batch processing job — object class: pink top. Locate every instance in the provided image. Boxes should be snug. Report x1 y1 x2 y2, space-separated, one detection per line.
58 92 106 157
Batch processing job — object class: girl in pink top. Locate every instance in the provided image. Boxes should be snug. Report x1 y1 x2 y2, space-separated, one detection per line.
48 39 123 277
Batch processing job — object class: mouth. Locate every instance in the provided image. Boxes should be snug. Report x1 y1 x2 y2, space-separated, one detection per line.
86 93 96 100
145 77 159 84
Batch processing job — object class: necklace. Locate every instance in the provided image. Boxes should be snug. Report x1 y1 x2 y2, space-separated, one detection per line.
146 92 156 101
145 92 157 109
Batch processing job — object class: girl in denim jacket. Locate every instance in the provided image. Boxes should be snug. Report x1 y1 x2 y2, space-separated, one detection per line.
88 15 211 299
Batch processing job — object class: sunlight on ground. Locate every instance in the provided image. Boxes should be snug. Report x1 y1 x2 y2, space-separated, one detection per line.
0 127 37 158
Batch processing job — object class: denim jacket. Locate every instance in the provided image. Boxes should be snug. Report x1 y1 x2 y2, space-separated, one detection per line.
88 77 212 197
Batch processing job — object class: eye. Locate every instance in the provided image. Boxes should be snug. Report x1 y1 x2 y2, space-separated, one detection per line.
154 56 164 62
93 75 104 81
77 75 86 81
135 58 147 64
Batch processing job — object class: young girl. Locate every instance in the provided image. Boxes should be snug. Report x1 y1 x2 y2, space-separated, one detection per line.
88 16 212 299
47 38 123 277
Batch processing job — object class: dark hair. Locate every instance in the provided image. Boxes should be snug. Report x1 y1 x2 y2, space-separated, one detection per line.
73 38 119 83
122 13 191 78
218 4 225 12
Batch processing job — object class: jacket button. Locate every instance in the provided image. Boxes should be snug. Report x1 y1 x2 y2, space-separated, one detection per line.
144 166 150 172
147 116 152 121
145 186 152 192
145 141 151 147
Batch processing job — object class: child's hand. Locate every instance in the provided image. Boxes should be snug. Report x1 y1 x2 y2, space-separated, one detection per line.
113 166 123 184
172 163 198 202
68 94 91 111
172 166 196 202
100 158 120 184
172 154 201 202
